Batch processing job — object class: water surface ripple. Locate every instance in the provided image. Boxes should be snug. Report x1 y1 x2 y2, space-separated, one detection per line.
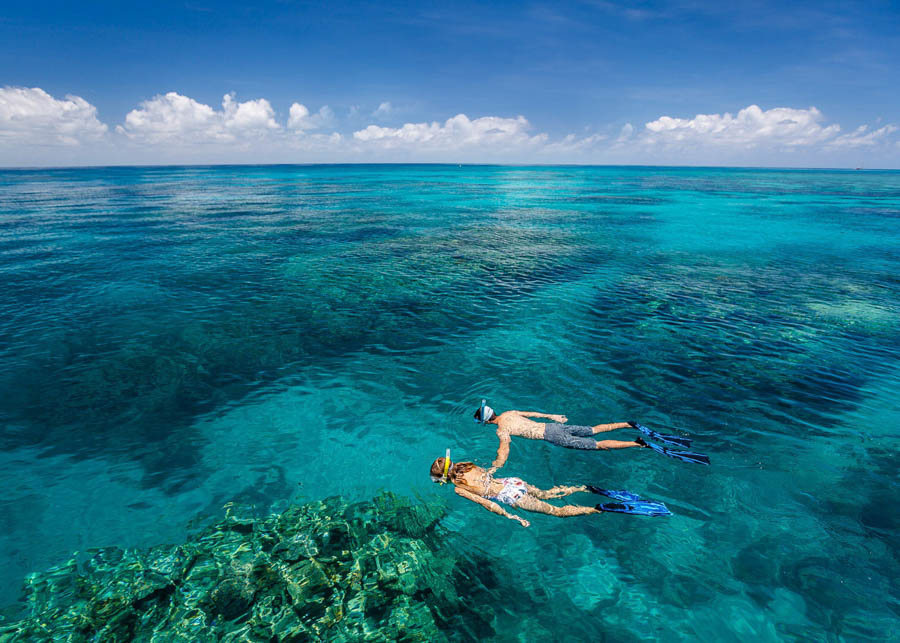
0 165 898 640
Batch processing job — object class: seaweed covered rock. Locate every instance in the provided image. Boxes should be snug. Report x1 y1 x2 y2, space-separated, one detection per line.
0 492 494 642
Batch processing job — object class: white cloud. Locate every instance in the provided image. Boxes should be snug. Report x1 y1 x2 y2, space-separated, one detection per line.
117 92 217 143
117 92 279 143
287 103 334 131
222 94 279 133
541 132 607 154
827 124 898 148
352 113 543 150
3 87 899 167
0 87 107 146
285 131 344 151
611 122 634 148
642 104 841 148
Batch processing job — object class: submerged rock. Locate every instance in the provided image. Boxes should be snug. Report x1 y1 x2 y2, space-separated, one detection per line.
0 492 493 642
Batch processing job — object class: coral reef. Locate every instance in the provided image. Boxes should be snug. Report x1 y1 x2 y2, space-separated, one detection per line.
0 493 497 642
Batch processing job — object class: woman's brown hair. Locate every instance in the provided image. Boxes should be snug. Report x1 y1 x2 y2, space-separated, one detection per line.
430 457 477 486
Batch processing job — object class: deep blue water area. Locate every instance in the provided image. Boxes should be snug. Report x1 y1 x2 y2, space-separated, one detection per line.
0 165 898 639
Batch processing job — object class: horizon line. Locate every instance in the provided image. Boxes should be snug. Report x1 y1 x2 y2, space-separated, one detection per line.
1 162 895 172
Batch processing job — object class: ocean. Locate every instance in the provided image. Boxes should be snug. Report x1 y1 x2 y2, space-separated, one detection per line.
0 165 898 640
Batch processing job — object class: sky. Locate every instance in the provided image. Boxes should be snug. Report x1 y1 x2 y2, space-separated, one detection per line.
1 0 899 167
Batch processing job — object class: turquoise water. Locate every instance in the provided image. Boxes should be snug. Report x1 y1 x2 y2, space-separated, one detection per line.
0 165 898 640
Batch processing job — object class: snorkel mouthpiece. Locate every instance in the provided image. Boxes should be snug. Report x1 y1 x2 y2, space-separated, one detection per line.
441 448 451 484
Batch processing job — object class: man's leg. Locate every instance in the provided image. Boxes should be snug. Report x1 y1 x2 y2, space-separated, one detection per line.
546 425 642 451
596 439 643 450
591 422 630 434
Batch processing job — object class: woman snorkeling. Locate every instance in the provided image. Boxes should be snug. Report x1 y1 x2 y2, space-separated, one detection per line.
429 450 671 528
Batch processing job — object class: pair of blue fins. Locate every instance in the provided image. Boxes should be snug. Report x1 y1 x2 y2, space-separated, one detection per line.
630 420 710 466
590 422 710 517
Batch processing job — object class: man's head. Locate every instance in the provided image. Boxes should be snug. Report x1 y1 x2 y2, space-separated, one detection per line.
473 405 496 423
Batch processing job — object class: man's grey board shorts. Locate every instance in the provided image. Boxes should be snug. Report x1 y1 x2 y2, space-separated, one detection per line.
543 423 596 449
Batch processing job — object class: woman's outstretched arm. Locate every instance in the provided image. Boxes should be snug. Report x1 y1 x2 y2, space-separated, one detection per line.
454 487 530 527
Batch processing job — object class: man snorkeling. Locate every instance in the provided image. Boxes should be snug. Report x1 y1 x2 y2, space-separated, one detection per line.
474 401 709 470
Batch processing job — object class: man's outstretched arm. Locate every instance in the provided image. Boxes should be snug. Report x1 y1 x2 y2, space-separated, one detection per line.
492 431 512 469
514 410 567 422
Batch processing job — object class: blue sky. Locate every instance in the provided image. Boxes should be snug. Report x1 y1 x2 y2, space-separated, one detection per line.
2 0 899 166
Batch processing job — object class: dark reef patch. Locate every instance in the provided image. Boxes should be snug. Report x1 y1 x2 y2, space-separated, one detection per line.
0 214 623 489
0 492 532 642
585 252 900 438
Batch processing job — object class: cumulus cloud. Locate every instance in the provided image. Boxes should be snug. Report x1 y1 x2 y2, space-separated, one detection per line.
222 94 279 133
642 105 841 148
3 87 899 167
117 92 278 143
0 87 108 145
287 103 334 131
353 113 544 150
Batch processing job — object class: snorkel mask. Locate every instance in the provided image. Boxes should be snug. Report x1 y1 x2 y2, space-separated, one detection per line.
474 399 493 424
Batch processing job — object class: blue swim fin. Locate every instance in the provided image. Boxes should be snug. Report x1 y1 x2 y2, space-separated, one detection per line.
629 421 693 448
645 441 710 465
597 501 672 517
586 486 643 502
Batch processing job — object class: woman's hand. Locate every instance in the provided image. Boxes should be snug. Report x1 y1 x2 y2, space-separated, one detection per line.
511 515 530 528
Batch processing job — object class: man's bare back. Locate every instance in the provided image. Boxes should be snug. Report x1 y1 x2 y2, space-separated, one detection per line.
495 410 564 440
473 405 642 470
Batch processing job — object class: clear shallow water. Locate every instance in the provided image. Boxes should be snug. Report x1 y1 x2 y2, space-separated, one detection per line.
0 165 898 640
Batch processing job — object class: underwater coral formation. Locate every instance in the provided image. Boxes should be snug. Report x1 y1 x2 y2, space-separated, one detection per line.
0 493 498 641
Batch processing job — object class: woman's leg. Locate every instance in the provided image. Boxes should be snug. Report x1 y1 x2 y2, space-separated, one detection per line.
515 494 599 517
526 484 588 499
